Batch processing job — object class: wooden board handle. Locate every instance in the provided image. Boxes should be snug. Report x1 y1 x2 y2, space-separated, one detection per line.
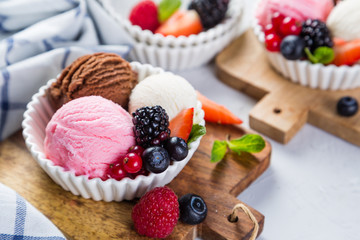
250 93 308 143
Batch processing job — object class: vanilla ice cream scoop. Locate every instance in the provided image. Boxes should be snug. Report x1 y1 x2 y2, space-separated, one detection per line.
128 73 197 120
327 0 360 41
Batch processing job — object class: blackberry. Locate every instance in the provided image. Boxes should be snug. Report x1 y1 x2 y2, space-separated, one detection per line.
132 106 170 148
300 19 333 52
189 0 229 29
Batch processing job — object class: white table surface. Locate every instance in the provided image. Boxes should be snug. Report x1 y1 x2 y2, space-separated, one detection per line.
176 0 360 239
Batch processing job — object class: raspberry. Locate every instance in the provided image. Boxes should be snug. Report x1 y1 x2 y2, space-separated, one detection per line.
132 187 179 238
129 0 160 32
189 0 229 29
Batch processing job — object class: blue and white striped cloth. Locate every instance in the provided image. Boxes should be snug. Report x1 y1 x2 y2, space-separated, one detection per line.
0 182 66 239
0 0 133 141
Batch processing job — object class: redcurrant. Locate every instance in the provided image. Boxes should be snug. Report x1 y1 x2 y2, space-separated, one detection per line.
279 17 302 36
128 145 145 156
265 33 282 52
123 153 143 173
108 162 127 180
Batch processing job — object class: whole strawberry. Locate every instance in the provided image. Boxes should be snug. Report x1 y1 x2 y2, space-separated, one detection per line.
129 0 160 32
132 186 179 238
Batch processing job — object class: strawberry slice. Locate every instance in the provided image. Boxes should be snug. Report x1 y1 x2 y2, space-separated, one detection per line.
197 91 243 125
169 108 194 142
155 10 203 37
333 39 360 66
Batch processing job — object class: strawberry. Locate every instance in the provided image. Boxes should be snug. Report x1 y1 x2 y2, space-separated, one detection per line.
333 39 360 66
155 10 203 37
196 91 243 125
169 108 194 141
129 0 160 32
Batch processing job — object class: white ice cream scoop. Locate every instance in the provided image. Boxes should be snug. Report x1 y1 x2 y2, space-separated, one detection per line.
327 0 360 41
129 73 197 121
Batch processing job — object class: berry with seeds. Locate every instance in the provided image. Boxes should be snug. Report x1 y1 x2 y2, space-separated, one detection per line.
179 193 207 225
279 17 302 37
128 145 145 156
123 153 143 173
280 35 305 60
129 0 160 32
132 105 171 148
165 137 189 161
337 96 358 117
265 33 282 52
142 146 170 173
132 186 179 238
189 0 229 29
300 19 333 52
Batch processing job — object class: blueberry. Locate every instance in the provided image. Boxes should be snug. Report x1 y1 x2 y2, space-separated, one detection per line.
337 96 358 117
179 194 207 225
280 35 305 60
165 137 189 161
142 146 170 173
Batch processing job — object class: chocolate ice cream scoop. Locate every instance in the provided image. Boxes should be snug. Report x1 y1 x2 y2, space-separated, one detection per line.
47 52 137 110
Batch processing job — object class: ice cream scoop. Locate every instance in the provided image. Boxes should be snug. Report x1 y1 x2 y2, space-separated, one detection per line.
44 96 135 180
47 52 137 110
256 0 334 28
128 73 197 120
327 0 360 41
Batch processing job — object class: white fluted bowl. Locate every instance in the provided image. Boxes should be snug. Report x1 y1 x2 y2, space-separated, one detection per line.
100 0 243 71
253 22 360 90
22 62 205 202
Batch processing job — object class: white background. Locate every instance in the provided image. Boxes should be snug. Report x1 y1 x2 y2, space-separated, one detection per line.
176 0 360 239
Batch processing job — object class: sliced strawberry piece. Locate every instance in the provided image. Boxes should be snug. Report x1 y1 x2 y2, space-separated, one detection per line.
169 108 194 142
333 39 360 66
197 91 243 125
129 0 160 32
155 10 203 37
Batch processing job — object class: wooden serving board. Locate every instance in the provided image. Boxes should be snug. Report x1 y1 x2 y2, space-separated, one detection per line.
0 123 271 240
216 30 360 146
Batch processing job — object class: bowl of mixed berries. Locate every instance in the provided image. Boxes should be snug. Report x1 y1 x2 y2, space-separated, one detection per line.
254 0 360 90
100 0 243 70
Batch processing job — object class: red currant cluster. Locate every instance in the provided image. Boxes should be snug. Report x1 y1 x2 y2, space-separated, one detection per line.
106 145 148 181
264 12 302 52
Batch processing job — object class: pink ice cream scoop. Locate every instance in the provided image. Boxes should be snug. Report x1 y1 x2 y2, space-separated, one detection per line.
44 96 135 180
256 0 334 28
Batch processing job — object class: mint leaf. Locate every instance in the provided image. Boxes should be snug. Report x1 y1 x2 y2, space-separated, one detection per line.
305 47 334 64
304 47 318 63
313 47 334 64
227 134 266 153
188 124 206 145
210 134 266 163
210 140 227 163
158 0 181 22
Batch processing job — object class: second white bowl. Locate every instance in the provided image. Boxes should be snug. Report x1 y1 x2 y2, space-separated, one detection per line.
100 0 244 71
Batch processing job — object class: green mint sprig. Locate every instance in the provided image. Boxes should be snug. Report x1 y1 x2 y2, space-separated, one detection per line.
304 47 334 64
187 124 206 146
158 0 181 23
210 134 266 163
